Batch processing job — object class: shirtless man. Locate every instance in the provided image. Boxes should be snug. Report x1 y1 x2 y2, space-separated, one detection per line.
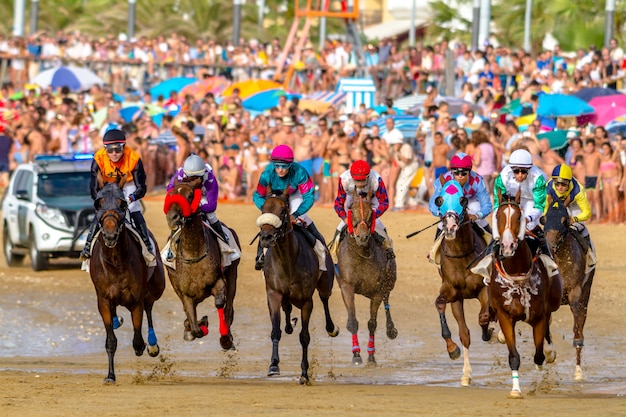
16 115 45 161
293 123 315 177
271 116 296 148
432 131 450 181
583 138 602 222
538 138 565 178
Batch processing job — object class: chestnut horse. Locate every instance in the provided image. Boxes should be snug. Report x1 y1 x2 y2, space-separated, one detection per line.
164 177 240 350
433 179 491 386
543 197 595 381
336 188 397 365
256 187 339 385
491 189 562 398
89 182 166 384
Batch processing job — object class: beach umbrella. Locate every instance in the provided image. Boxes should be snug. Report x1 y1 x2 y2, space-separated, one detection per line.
515 113 536 127
573 87 623 102
537 130 569 150
180 76 228 100
500 98 521 114
297 98 332 114
30 65 104 91
242 89 301 112
588 95 626 126
605 115 626 134
149 77 198 99
221 79 283 99
537 94 595 118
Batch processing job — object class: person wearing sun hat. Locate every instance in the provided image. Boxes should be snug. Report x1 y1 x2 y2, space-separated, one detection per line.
79 129 154 261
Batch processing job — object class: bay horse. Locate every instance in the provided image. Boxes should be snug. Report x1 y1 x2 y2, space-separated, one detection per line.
164 177 240 350
256 186 339 385
543 197 595 381
433 179 491 386
491 189 562 398
336 188 397 365
89 181 166 384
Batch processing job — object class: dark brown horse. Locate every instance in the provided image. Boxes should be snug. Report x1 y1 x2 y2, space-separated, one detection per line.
491 189 562 398
89 181 166 384
543 197 595 381
256 187 339 385
336 188 397 365
164 177 240 350
433 179 491 386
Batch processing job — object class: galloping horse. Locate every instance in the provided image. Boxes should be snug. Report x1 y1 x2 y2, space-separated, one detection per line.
432 179 491 386
543 198 595 381
336 188 397 365
89 181 166 384
256 186 339 385
164 177 240 350
491 189 562 398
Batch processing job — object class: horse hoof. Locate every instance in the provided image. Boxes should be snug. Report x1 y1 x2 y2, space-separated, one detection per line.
291 318 298 327
508 390 523 399
328 326 340 338
387 327 398 340
574 366 584 381
352 354 363 366
482 327 493 342
461 376 471 387
545 350 557 364
448 346 461 360
183 331 196 342
220 335 234 351
497 330 506 344
268 365 280 376
299 376 311 385
103 377 116 385
147 344 160 357
285 325 293 334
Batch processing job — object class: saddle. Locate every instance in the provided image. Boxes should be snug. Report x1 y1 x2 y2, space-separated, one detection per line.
294 224 317 248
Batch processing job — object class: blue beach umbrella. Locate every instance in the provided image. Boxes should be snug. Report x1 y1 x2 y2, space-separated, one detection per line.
242 89 301 112
30 65 104 91
537 94 595 118
149 77 198 99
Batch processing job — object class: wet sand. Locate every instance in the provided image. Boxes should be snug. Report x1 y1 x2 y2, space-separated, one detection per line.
1 195 625 416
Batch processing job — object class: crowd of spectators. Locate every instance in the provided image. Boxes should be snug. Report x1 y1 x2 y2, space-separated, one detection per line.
0 31 626 224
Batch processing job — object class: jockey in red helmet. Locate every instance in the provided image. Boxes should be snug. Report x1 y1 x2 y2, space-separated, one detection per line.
330 160 395 259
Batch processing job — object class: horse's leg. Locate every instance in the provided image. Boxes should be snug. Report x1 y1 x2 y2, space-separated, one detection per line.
299 299 314 385
223 265 238 329
450 300 472 386
339 283 361 364
498 313 522 398
477 287 493 342
283 299 295 334
181 296 204 341
317 271 340 337
144 300 160 358
384 295 398 340
97 298 117 384
435 293 460 360
130 303 146 357
267 289 283 376
111 306 123 329
213 278 234 350
543 313 556 364
366 296 383 366
571 275 593 381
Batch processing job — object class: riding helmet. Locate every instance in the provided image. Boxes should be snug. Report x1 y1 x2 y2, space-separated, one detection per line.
270 144 294 163
350 160 370 180
508 149 533 168
183 154 207 177
450 153 472 170
551 164 573 181
102 129 126 144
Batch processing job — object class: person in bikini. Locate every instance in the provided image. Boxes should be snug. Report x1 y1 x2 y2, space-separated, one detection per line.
599 141 623 223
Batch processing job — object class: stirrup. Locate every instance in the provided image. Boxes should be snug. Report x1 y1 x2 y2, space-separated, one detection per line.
79 247 91 261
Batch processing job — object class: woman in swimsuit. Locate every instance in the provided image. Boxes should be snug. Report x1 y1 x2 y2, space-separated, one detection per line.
599 141 623 223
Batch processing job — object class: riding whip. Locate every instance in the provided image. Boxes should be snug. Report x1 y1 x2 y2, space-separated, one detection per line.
249 232 260 245
406 220 441 239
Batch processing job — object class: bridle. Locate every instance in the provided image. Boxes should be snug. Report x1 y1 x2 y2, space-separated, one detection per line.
347 194 375 237
440 211 475 258
260 193 293 244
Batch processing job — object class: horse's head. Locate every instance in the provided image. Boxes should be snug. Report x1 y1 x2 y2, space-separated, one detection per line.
95 182 127 248
494 188 525 257
347 189 375 247
542 197 570 251
256 186 291 248
434 180 468 239
163 177 203 230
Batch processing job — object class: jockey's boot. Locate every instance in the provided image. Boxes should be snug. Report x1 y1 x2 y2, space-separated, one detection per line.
307 222 326 245
210 220 230 244
483 223 493 235
131 212 154 254
79 217 100 261
254 242 264 271
374 232 395 259
532 226 551 258
434 226 443 241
